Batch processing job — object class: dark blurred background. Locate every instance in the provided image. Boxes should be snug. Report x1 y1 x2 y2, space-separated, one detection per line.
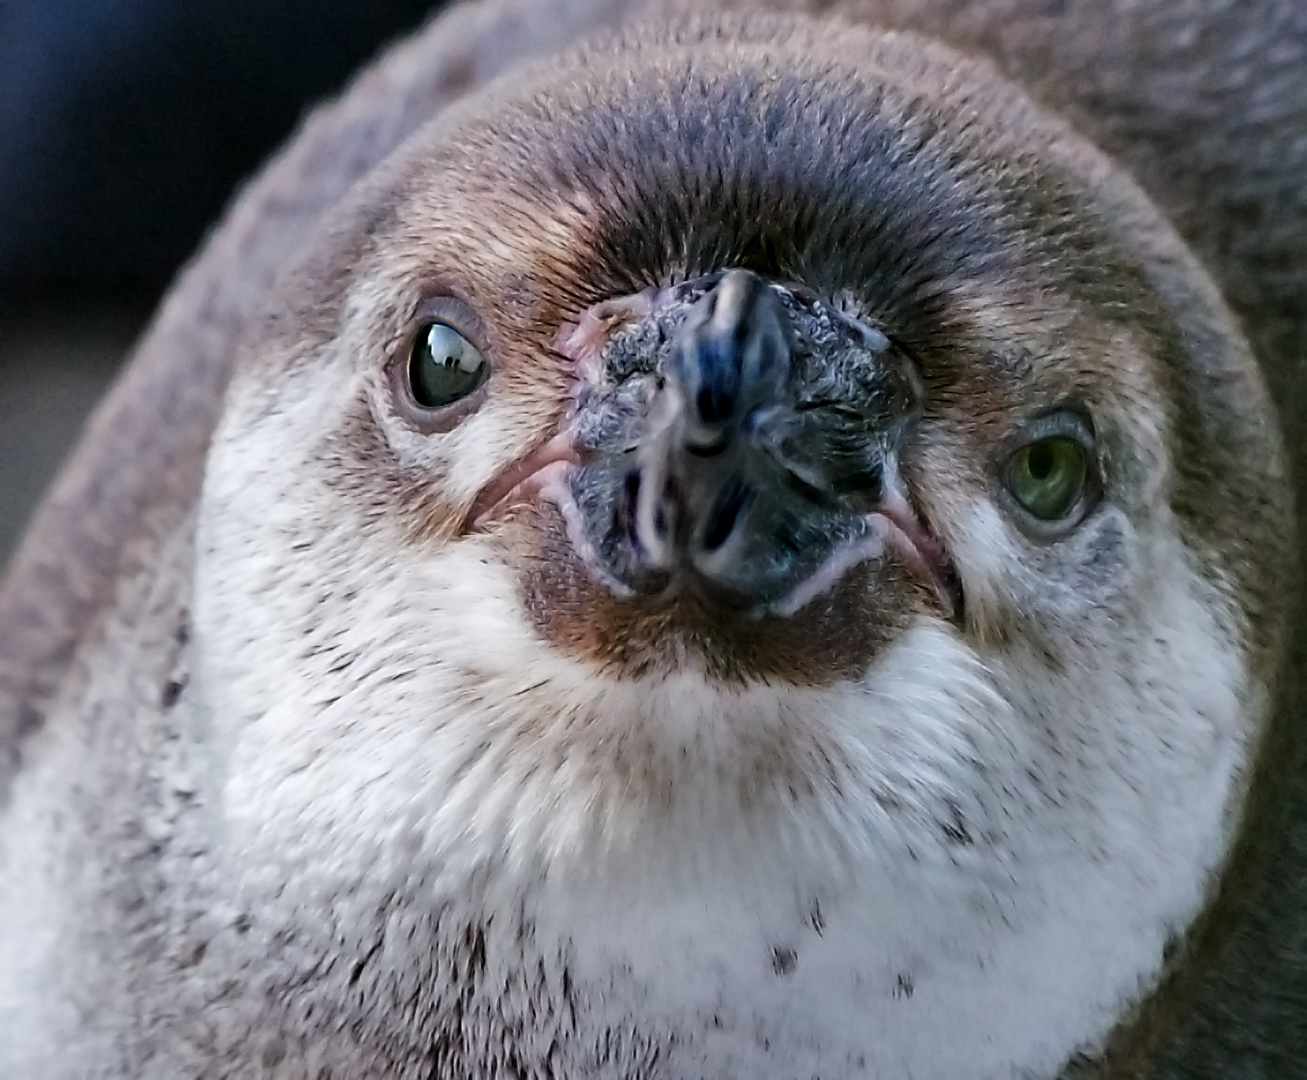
0 0 442 567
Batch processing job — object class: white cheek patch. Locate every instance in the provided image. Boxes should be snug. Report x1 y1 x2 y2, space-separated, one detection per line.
947 498 1026 630
367 374 548 510
271 293 557 514
195 410 1257 1080
950 494 1150 636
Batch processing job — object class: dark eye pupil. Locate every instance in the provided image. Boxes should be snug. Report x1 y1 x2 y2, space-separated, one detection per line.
407 322 486 408
1026 443 1055 481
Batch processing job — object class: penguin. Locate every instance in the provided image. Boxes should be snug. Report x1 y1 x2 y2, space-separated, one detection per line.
1 1 1305 1076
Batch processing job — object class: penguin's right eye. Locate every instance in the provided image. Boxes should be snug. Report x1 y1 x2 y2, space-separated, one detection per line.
405 322 488 409
1004 436 1088 522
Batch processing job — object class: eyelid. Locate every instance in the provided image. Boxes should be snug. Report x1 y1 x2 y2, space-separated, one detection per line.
409 294 489 354
1015 407 1095 448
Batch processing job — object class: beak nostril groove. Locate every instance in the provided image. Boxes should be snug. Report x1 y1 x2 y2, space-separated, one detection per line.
654 499 671 540
617 469 642 543
702 478 754 553
696 384 735 426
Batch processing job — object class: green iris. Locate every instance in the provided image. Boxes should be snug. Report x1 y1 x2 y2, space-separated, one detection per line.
407 322 486 408
1004 436 1089 521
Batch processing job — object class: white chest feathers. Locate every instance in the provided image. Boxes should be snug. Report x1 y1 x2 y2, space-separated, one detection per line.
192 509 1254 1080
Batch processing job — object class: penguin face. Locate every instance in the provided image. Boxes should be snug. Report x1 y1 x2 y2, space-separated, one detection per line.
233 31 1276 689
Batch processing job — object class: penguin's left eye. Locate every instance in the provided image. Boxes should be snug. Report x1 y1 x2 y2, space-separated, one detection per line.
405 322 487 409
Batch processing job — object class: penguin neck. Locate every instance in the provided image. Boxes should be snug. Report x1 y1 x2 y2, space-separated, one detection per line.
183 531 1257 1079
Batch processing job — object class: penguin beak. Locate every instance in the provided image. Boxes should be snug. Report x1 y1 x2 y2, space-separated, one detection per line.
631 270 792 575
470 269 957 619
